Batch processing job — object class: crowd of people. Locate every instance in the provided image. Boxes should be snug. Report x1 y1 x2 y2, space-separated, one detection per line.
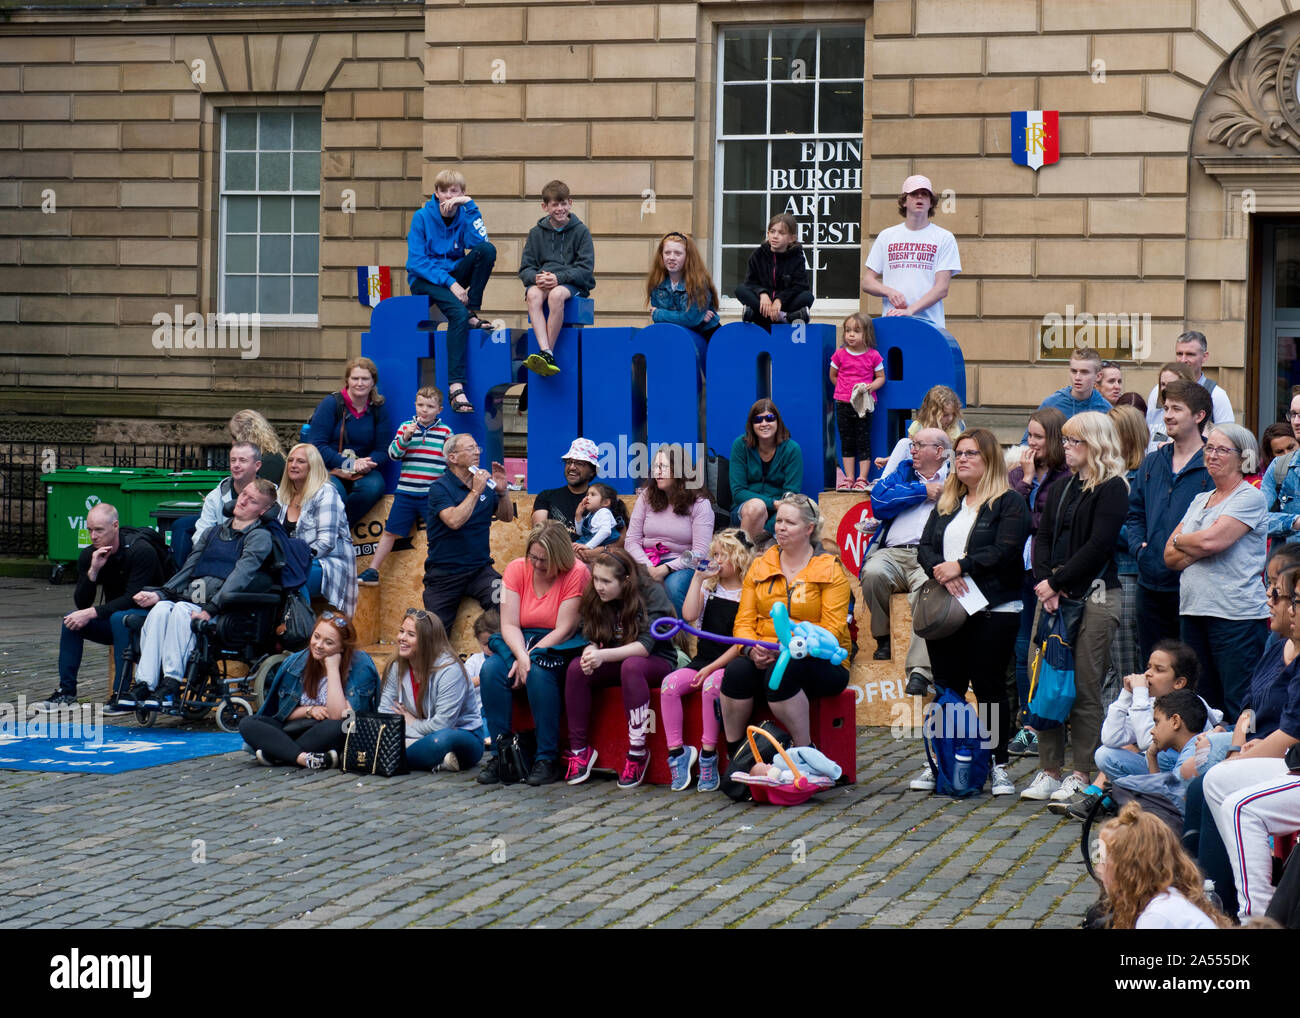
42 171 1299 930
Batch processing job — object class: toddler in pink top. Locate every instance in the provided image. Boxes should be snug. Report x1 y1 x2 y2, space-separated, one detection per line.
829 313 885 491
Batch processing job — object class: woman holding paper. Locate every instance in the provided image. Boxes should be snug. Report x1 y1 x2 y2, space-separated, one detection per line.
916 428 1029 796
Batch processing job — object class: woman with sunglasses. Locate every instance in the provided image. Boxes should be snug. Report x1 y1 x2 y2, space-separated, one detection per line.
729 399 804 545
1164 423 1269 723
913 429 1029 795
240 610 379 769
719 493 851 789
380 608 488 772
1024 412 1128 804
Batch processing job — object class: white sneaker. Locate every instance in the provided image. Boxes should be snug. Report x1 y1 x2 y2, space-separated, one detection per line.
440 751 461 772
991 763 1015 796
1019 770 1062 801
909 765 936 791
1050 773 1088 801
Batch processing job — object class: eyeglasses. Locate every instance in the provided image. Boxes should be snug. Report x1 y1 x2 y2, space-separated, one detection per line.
1062 436 1085 448
1203 444 1240 459
953 450 982 460
526 550 549 566
320 610 351 628
911 441 943 451
405 608 431 620
1267 586 1286 605
1287 411 1300 421
752 414 778 424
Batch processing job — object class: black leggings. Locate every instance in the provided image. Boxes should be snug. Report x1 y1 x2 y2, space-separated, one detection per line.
240 715 346 764
927 610 1018 764
835 400 873 463
721 653 848 704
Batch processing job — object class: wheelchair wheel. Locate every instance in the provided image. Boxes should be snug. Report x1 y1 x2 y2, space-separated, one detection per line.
216 697 253 733
135 706 156 728
251 652 288 708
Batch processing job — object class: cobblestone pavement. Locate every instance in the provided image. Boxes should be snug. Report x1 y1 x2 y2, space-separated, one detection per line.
0 577 1097 929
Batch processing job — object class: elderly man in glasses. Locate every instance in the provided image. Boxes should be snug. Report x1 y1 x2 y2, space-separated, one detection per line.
859 427 951 695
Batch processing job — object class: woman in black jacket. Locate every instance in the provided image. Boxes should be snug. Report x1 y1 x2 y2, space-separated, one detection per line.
916 428 1029 796
1025 411 1129 805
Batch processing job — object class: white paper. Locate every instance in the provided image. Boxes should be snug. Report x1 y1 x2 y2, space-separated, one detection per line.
955 577 988 615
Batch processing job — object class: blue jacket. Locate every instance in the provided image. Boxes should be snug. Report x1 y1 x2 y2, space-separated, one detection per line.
1022 386 1112 442
1260 449 1300 540
1126 443 1211 592
306 392 397 472
649 279 717 333
864 458 934 555
258 648 379 723
406 197 491 289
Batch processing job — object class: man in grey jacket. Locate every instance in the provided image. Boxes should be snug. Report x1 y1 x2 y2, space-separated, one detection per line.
518 179 596 377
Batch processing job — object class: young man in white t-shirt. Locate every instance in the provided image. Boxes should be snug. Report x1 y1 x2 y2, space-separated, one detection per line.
1143 330 1235 431
861 174 962 330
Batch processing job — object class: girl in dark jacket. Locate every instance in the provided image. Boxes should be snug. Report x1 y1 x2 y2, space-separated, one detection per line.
734 214 814 331
1025 411 1129 805
915 429 1029 796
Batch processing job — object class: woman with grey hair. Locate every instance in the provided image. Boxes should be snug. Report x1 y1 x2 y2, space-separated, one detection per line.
1164 422 1268 720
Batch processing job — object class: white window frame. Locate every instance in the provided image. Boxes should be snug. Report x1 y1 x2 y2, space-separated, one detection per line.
713 24 864 318
218 108 322 326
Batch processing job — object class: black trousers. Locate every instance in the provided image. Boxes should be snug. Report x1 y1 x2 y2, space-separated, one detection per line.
926 609 1018 764
422 562 501 634
240 715 346 764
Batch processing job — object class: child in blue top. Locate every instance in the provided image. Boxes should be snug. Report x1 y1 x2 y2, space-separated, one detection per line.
406 168 497 415
573 483 626 549
1113 689 1231 814
645 231 719 339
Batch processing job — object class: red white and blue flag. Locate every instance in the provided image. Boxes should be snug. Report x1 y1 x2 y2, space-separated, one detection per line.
1011 110 1060 171
357 265 392 307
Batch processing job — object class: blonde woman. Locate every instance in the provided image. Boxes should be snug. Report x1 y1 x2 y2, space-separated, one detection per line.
914 429 1029 795
229 409 286 484
1024 411 1129 803
279 443 358 617
658 529 756 791
877 384 964 475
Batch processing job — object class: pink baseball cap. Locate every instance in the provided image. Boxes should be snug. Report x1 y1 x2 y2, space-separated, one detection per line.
901 175 934 195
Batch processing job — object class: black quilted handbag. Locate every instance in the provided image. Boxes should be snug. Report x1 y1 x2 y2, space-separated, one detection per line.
342 711 409 777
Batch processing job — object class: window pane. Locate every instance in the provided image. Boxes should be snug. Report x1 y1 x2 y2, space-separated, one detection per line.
722 140 767 191
260 234 290 271
259 151 290 191
225 152 255 191
293 112 320 151
719 247 751 297
292 275 318 316
260 196 291 232
225 275 255 312
1276 227 1300 308
817 248 860 301
723 29 767 82
819 81 863 134
770 29 816 82
259 275 291 315
770 83 814 135
292 151 320 191
227 196 257 232
293 196 319 232
722 84 767 136
226 113 257 150
823 192 861 245
259 111 293 150
722 193 765 246
292 234 318 273
226 235 257 274
820 26 864 79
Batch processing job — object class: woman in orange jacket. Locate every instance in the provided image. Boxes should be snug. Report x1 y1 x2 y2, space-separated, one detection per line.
719 493 851 758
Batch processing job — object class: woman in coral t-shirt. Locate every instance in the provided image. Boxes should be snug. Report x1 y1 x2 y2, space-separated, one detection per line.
477 521 590 787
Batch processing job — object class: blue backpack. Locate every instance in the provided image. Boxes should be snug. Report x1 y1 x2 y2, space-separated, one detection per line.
922 686 992 798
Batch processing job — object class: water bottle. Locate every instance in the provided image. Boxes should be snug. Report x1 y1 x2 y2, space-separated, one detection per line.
1204 879 1223 913
679 551 713 572
952 751 972 794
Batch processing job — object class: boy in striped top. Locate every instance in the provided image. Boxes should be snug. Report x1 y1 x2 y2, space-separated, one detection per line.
359 386 452 584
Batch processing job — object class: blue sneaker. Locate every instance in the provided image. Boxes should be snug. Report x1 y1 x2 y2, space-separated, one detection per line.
697 751 720 792
668 746 698 791
358 567 379 585
1008 728 1038 757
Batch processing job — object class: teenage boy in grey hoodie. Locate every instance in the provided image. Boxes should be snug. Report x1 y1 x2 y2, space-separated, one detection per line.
518 179 596 376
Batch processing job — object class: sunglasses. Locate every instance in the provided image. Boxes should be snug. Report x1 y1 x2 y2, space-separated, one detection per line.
319 610 351 628
753 413 778 424
405 608 432 620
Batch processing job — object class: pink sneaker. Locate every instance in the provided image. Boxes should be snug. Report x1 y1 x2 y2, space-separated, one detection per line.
617 752 650 789
565 746 597 785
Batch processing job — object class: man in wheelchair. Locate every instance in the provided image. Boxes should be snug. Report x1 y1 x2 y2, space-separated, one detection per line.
124 478 283 710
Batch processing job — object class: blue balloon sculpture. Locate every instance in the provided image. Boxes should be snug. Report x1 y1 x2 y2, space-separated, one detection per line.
768 603 848 691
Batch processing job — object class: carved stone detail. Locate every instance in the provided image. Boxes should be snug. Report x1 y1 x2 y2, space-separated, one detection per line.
1205 29 1300 153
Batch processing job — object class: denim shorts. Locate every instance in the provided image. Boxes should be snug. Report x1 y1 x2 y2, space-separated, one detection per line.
384 490 429 537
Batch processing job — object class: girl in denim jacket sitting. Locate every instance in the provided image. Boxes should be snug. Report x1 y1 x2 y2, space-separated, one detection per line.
645 231 719 339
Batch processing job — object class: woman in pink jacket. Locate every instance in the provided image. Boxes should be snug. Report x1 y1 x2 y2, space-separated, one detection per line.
625 447 714 616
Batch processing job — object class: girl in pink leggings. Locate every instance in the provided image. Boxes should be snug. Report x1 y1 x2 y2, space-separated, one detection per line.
660 530 755 791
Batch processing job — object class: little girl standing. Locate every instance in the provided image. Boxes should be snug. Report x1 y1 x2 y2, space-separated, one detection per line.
646 231 720 339
573 482 625 550
829 313 885 491
659 530 755 791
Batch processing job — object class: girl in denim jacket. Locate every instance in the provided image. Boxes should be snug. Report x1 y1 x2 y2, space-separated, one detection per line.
645 231 719 339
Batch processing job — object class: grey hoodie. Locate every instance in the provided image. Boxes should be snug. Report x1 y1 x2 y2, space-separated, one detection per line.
379 652 484 742
518 213 596 296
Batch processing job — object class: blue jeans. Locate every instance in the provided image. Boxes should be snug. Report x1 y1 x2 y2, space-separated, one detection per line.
58 608 143 697
329 470 386 528
1185 775 1238 917
663 567 693 618
409 242 497 387
1179 615 1266 722
406 727 487 770
479 638 585 762
1095 744 1177 778
307 560 323 599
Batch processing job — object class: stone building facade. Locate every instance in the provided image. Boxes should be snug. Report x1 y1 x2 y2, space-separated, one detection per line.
3 0 1300 441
